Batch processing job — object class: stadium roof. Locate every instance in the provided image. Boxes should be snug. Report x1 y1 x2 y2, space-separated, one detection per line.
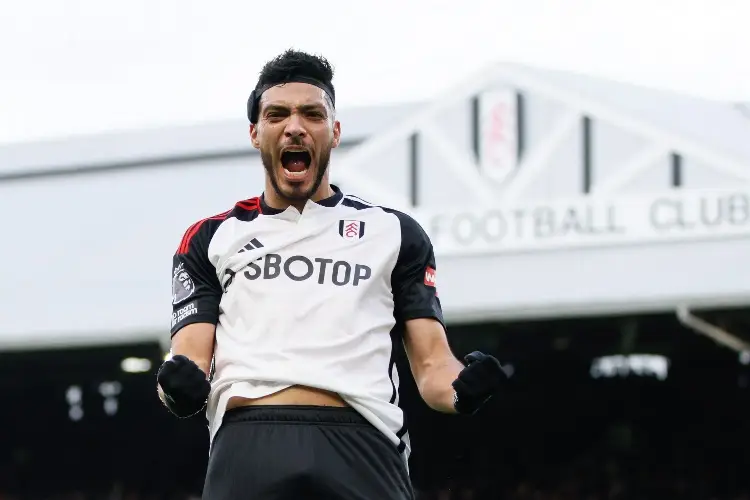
1 62 748 180
507 63 750 164
0 101 421 180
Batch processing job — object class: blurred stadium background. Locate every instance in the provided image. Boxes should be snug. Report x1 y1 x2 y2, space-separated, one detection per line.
2 62 750 499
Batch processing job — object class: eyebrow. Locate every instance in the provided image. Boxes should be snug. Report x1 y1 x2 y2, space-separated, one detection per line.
263 103 328 115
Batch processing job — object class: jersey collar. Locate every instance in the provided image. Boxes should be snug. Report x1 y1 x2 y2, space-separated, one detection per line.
259 184 344 215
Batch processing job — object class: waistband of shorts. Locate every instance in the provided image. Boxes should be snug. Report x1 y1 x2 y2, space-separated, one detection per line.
222 405 369 426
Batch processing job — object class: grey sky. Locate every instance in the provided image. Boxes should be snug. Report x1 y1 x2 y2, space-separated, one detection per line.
0 0 746 145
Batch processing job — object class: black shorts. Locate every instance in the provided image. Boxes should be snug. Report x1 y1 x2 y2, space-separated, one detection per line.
202 405 414 500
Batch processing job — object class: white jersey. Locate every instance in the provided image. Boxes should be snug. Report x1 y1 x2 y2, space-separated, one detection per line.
170 185 444 461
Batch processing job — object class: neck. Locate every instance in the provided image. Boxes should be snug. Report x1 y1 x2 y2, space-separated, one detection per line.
263 180 334 212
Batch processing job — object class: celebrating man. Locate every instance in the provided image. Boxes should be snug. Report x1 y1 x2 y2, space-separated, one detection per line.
157 49 507 499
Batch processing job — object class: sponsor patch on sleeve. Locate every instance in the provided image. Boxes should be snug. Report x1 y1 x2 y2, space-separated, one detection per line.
172 301 198 328
423 266 436 287
172 263 196 305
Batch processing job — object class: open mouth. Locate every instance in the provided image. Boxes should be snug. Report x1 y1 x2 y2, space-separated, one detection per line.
281 150 312 180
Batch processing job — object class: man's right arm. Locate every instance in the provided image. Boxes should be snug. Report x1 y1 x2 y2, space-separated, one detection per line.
157 323 216 406
158 219 223 415
170 323 216 376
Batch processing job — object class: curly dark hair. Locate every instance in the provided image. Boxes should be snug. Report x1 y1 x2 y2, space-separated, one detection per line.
248 49 336 123
256 49 335 96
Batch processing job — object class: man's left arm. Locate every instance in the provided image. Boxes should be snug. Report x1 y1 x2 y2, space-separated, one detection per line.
390 212 507 415
403 318 464 413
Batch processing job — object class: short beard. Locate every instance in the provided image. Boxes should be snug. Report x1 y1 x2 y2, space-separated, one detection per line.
261 145 332 203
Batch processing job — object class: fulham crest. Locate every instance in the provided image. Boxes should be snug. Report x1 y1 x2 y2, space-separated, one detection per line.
339 220 366 241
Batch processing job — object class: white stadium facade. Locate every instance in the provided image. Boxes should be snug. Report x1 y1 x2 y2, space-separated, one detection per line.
2 62 750 353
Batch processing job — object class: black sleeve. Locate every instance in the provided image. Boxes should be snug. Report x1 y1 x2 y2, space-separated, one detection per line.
390 211 445 329
170 221 223 337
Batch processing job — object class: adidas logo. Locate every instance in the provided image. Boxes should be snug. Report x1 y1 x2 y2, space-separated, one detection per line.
238 238 264 253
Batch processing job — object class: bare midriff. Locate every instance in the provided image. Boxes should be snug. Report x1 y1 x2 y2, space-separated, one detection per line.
227 385 348 409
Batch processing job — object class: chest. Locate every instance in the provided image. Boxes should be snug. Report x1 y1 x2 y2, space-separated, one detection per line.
210 211 401 295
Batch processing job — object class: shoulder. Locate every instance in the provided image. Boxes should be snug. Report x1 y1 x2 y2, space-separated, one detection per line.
175 197 261 255
339 194 430 245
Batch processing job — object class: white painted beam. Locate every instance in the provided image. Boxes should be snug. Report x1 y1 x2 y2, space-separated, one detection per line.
420 124 498 206
591 145 669 196
336 65 514 181
331 167 411 210
500 111 580 204
495 65 750 184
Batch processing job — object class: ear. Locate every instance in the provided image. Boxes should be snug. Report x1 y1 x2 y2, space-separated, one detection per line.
249 123 260 150
331 120 341 149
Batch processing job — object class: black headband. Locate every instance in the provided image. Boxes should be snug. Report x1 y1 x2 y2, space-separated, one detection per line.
247 76 336 124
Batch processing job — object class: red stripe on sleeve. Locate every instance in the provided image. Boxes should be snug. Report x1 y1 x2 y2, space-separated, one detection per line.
236 197 260 212
176 198 260 255
176 220 201 254
177 210 231 255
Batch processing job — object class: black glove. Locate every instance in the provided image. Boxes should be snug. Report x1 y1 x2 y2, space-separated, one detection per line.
451 351 507 415
156 355 211 418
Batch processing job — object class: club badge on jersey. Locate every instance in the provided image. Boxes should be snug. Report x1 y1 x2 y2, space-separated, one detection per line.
338 220 366 241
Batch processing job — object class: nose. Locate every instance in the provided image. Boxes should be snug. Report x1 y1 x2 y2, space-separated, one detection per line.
284 112 307 139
